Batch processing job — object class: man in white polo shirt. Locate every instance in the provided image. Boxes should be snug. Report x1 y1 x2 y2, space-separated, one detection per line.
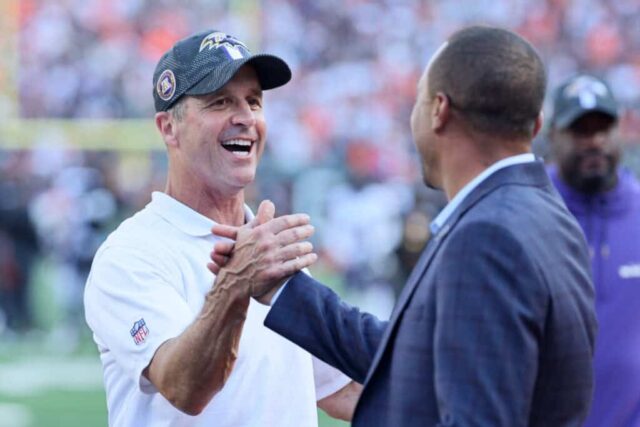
84 30 359 427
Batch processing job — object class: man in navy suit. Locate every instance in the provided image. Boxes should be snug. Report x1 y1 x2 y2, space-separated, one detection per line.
210 25 597 426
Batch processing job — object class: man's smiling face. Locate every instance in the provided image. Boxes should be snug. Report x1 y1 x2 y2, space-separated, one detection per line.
173 65 266 195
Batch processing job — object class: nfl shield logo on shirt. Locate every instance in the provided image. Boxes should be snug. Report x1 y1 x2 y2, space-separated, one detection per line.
130 318 149 345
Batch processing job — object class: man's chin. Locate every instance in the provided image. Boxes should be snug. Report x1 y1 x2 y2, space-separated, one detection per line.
575 173 615 194
424 181 439 190
423 175 441 191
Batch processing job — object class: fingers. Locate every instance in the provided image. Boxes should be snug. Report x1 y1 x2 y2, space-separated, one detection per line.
207 261 221 275
212 200 275 238
278 253 318 276
213 219 314 254
214 241 234 256
209 204 315 288
261 252 318 282
258 213 311 235
212 224 238 240
249 252 317 300
210 236 313 281
273 241 314 263
275 224 315 247
209 241 233 271
254 200 276 226
211 252 229 267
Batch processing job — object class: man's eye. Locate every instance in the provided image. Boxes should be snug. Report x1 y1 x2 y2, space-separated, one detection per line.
209 98 228 107
248 98 262 108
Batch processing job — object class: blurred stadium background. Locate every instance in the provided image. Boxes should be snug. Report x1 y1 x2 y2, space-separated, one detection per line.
1 0 639 426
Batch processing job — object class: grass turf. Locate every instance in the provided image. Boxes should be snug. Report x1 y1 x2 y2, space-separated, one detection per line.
0 389 348 427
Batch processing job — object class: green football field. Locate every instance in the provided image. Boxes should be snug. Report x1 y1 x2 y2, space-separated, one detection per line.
0 259 352 427
0 337 348 427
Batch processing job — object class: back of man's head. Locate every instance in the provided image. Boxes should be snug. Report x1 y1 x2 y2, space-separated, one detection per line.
428 26 546 140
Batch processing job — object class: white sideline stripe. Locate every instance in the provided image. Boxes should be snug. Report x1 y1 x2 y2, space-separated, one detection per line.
0 403 33 427
0 357 103 396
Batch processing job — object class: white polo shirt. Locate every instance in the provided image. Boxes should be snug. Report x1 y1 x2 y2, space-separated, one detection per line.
84 192 350 427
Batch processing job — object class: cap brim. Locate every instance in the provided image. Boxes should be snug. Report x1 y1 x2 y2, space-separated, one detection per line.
186 53 291 96
246 54 292 90
554 105 618 129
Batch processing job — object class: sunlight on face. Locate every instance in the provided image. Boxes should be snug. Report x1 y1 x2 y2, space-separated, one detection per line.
411 42 448 189
173 65 267 196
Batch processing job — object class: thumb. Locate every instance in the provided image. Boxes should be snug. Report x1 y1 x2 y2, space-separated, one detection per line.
250 200 275 227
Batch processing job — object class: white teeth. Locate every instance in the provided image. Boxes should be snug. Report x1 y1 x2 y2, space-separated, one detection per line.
222 139 252 146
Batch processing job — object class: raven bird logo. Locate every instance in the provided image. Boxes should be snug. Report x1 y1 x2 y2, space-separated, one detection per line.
199 31 248 56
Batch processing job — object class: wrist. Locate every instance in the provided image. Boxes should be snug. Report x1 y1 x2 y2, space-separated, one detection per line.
212 269 251 302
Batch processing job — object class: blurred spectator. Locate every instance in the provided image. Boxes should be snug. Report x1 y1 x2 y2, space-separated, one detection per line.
0 151 39 333
392 185 447 295
547 74 640 427
3 0 640 334
25 153 124 343
30 166 115 293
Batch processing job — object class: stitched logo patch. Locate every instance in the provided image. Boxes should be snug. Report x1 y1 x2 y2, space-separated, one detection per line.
156 69 176 101
130 318 149 345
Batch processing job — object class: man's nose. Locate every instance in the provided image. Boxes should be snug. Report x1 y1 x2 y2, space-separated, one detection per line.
581 131 609 150
230 102 256 127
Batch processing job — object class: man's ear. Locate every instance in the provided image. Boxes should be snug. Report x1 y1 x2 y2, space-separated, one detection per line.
431 92 451 132
155 111 178 147
532 111 544 139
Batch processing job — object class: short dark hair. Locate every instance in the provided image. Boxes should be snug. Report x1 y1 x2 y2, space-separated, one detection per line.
428 25 547 140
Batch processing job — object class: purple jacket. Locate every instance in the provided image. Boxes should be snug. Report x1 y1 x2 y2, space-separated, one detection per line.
549 166 640 427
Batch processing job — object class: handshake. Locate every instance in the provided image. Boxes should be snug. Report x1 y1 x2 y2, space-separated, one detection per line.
207 200 317 305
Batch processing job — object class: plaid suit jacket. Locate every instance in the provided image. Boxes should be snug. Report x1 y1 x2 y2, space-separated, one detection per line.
265 161 597 426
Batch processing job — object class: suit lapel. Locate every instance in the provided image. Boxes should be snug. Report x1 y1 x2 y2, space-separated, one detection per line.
361 161 550 387
390 225 449 325
363 224 449 385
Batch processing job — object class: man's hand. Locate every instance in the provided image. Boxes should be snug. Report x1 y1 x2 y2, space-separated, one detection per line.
208 200 317 302
318 381 363 421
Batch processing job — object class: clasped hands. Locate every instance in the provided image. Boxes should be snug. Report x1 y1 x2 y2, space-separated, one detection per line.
207 200 316 305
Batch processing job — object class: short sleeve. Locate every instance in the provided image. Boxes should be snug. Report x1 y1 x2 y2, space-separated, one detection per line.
312 355 352 400
84 245 196 393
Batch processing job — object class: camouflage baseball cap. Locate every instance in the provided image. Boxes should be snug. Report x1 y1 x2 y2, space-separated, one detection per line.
153 30 291 112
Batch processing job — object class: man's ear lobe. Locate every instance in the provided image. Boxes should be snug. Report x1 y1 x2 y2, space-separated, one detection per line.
431 92 450 131
155 112 178 147
532 111 544 139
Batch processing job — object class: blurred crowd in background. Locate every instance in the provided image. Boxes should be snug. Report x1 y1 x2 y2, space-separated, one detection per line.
2 0 640 345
